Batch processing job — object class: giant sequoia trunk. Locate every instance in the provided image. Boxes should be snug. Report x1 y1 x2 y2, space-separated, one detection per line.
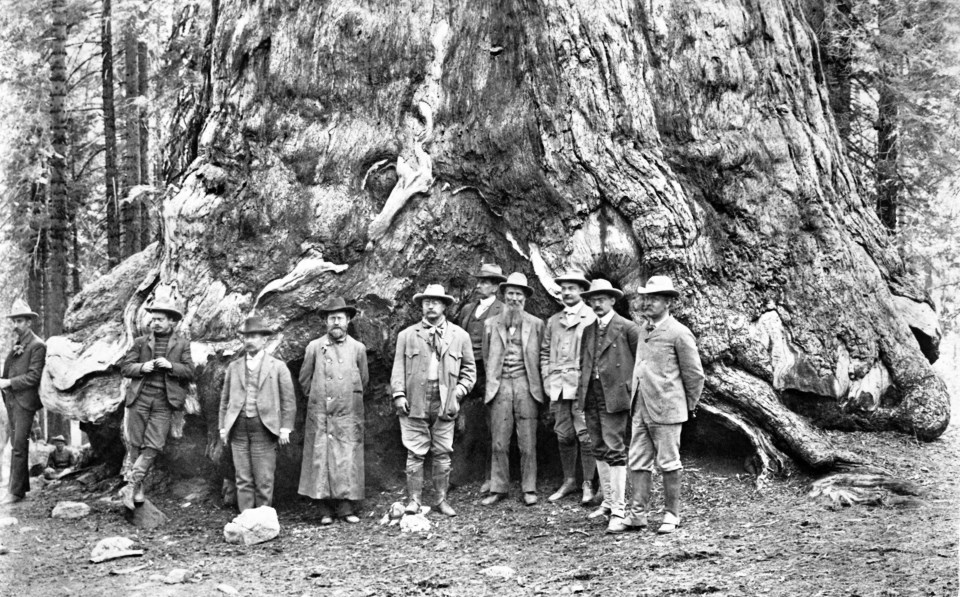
42 1 949 493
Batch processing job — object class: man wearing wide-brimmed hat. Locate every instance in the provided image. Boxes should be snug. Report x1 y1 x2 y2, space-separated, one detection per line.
119 300 195 509
390 284 476 517
44 434 78 479
627 276 704 535
298 297 369 524
480 272 545 507
219 315 296 512
576 279 640 533
457 263 507 494
0 299 46 503
539 271 599 505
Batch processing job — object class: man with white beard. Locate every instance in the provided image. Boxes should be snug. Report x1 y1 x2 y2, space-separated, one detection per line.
480 273 545 507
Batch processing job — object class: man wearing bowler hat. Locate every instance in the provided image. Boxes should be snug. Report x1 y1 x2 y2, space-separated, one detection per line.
0 299 46 503
219 315 296 512
480 272 544 507
626 276 704 534
577 279 640 533
298 297 369 524
457 263 506 494
119 300 195 508
540 271 599 504
391 284 476 517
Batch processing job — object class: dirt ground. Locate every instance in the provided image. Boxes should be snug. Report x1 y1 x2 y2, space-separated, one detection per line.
0 421 957 597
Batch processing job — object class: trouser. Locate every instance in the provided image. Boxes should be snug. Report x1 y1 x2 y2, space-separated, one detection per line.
4 399 37 497
551 396 596 482
230 413 278 512
399 382 455 498
583 380 628 465
629 398 684 473
489 375 538 494
124 390 174 488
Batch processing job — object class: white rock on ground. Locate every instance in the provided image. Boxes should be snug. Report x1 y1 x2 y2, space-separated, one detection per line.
89 536 144 563
51 501 91 519
223 506 280 546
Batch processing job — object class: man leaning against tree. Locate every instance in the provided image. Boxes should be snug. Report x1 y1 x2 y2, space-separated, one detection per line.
626 276 704 534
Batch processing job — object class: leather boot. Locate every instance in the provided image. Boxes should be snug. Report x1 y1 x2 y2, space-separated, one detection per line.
433 470 457 517
133 482 145 504
580 447 598 505
548 478 577 502
624 469 650 529
549 442 579 502
658 470 682 533
405 467 424 514
587 461 612 520
605 465 628 533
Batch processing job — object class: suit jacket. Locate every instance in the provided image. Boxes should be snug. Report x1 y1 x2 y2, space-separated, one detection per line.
120 332 195 409
390 320 476 419
482 310 545 403
576 313 640 413
631 315 704 424
458 298 504 359
540 301 596 401
219 352 297 437
2 329 46 411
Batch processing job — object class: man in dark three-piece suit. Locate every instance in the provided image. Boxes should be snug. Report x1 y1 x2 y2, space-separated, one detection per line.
1 299 46 503
577 280 640 534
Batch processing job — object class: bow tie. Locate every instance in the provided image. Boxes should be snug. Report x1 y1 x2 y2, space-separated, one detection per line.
646 323 656 332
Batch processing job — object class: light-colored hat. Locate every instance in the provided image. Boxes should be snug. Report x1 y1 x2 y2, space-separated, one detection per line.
581 279 624 300
50 435 67 444
472 263 508 282
238 315 273 335
145 300 184 320
6 298 39 319
413 284 456 305
553 271 590 291
638 275 680 297
318 296 357 318
499 272 534 296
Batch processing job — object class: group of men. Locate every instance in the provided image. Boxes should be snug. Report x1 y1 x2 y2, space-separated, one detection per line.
390 264 705 534
3 263 704 536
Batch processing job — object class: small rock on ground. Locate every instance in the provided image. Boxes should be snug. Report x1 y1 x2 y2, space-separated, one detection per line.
51 501 91 519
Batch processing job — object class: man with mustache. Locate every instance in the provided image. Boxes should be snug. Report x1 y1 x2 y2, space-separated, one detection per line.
119 300 195 509
457 263 506 494
480 272 545 507
0 299 46 504
576 279 640 533
391 284 476 516
298 297 369 524
627 276 704 534
219 315 296 512
540 271 599 505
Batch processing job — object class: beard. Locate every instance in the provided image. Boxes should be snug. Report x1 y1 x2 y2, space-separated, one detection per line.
504 305 524 328
328 326 346 340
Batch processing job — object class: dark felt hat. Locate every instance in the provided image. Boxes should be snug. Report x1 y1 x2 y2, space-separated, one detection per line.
319 296 357 318
145 300 184 320
238 315 274 335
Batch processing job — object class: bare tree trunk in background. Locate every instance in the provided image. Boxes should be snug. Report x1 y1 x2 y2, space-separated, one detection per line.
121 23 141 257
876 1 902 231
137 40 151 249
102 0 120 267
47 0 68 337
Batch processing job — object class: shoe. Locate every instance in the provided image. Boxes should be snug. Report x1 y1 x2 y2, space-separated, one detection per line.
479 480 491 494
606 515 628 534
481 493 506 506
404 498 421 515
587 505 610 520
342 514 360 524
133 483 145 504
580 482 596 505
436 500 457 517
320 515 334 525
623 509 648 529
119 485 135 510
548 478 577 502
0 494 23 505
657 512 681 534
522 492 538 506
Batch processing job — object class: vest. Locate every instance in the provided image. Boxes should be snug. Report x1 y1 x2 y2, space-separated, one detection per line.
243 357 263 418
143 333 171 392
502 327 525 379
465 301 496 359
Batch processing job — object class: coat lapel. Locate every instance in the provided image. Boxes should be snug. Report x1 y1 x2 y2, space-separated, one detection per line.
597 316 620 356
257 356 270 390
147 334 156 359
520 314 532 351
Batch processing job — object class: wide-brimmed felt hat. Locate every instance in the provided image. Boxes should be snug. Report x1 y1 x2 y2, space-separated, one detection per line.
581 279 624 300
553 271 590 291
238 315 274 335
471 263 508 283
319 296 357 318
50 435 67 444
413 284 456 305
499 272 534 296
6 298 39 319
638 275 680 298
145 300 184 320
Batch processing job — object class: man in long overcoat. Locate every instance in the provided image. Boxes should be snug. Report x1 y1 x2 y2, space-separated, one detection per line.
119 300 195 508
480 272 544 507
391 284 476 517
298 297 369 524
577 279 639 533
0 299 46 503
219 315 296 512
